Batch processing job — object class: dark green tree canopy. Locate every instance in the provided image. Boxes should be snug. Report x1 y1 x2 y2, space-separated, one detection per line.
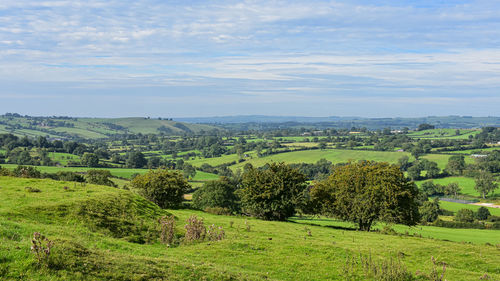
192 177 239 213
238 162 308 221
86 169 116 187
311 161 420 231
126 151 147 168
131 168 190 209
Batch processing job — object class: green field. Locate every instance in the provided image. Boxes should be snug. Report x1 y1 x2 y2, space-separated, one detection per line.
438 200 500 216
407 129 480 140
416 176 500 198
0 176 499 280
48 152 81 165
290 216 500 244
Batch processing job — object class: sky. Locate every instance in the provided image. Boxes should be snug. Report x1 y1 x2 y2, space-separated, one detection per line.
0 0 499 118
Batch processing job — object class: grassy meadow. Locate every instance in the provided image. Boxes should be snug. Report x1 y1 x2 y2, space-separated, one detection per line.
0 176 499 280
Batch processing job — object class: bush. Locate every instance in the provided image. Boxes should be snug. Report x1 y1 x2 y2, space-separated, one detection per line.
204 207 232 216
419 199 439 222
192 177 239 213
476 207 491 220
85 170 116 187
455 209 475 223
131 168 190 209
432 219 486 229
12 165 41 178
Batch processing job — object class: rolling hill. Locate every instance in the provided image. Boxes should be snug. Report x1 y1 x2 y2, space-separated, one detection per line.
0 114 220 139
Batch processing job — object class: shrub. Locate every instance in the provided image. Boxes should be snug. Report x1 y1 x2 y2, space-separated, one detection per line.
419 199 439 223
13 165 41 178
0 166 12 176
56 171 85 182
192 177 239 213
455 209 475 223
85 170 116 187
476 207 491 220
204 207 232 216
31 232 54 267
131 168 190 209
184 215 206 243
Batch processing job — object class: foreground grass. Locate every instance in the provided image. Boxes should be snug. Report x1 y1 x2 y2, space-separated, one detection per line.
0 176 499 280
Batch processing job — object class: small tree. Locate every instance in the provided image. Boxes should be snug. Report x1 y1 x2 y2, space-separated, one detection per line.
81 152 100 167
238 162 308 221
192 177 239 213
86 169 116 187
444 182 460 197
476 207 491 220
131 168 190 209
445 155 466 176
419 198 440 223
311 161 420 231
455 209 474 223
474 170 498 199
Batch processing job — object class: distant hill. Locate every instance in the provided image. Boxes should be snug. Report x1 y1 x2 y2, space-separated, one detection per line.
0 114 220 140
177 115 500 130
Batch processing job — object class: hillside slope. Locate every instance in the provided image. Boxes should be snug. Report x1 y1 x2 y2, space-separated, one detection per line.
0 176 499 280
0 114 219 139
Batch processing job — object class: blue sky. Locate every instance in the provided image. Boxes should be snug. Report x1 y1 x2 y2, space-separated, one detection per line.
0 0 499 117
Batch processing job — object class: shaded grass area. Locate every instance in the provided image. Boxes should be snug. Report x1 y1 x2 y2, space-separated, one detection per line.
0 176 499 280
289 216 500 244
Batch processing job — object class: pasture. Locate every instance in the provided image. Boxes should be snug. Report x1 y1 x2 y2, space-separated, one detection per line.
416 176 500 198
0 176 498 280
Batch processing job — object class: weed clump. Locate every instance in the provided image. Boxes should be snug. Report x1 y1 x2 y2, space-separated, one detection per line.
416 256 447 281
343 252 414 281
184 215 206 242
184 215 225 243
25 186 41 193
31 232 53 267
159 215 176 246
207 224 225 241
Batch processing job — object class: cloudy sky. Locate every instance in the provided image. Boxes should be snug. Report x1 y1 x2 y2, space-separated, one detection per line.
1 0 499 117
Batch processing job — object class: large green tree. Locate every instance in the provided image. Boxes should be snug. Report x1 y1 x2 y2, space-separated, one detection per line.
239 162 308 221
311 161 420 231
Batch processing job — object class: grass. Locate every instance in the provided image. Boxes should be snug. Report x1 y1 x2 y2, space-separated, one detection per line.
48 152 81 165
290 216 500 244
229 149 412 170
438 200 500 216
416 176 500 198
407 129 480 140
0 176 499 280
